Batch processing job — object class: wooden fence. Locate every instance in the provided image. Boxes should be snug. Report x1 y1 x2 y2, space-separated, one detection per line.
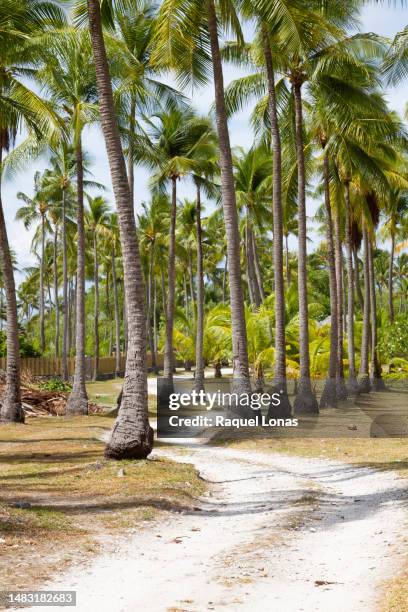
0 353 164 379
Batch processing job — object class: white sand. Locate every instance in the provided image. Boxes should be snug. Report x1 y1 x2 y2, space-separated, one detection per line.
30 442 407 612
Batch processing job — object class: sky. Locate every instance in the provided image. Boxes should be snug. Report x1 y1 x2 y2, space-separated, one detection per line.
3 2 408 280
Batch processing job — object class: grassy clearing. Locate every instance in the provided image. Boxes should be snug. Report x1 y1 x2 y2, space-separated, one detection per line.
0 416 205 592
86 378 157 415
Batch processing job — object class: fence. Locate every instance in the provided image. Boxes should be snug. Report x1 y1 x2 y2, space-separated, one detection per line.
0 353 164 379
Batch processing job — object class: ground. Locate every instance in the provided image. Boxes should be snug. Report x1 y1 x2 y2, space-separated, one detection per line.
0 377 407 611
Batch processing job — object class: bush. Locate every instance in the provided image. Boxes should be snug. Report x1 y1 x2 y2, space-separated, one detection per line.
39 378 72 392
0 331 41 357
378 318 408 362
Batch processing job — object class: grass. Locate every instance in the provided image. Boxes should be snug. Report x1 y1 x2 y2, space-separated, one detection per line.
86 378 157 415
0 416 205 593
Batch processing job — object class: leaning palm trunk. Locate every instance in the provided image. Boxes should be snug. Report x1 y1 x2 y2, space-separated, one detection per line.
163 176 177 394
111 246 121 377
61 187 69 381
39 212 46 353
292 81 318 414
207 0 251 404
333 203 347 400
320 150 338 408
358 222 371 392
263 29 291 418
0 155 24 423
87 0 153 459
368 239 385 390
66 137 88 415
194 184 205 393
344 182 359 395
93 232 100 380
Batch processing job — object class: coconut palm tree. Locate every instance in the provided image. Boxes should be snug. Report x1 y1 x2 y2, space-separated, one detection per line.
16 172 51 353
86 0 153 459
0 0 64 422
86 196 111 380
142 108 216 393
154 0 253 401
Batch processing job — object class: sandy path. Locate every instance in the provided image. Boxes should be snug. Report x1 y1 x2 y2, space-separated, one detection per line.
31 443 407 612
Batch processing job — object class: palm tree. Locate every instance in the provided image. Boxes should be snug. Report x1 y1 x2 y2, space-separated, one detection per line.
142 109 216 392
86 0 153 459
154 0 253 401
16 172 50 353
0 0 64 422
86 196 111 380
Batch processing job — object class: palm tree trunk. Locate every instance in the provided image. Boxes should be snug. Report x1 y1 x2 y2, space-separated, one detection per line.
285 235 291 287
368 239 385 390
252 230 265 303
61 187 69 381
88 0 152 459
333 203 347 400
245 221 259 306
207 0 251 401
127 94 136 208
39 212 45 353
93 232 100 380
263 29 291 417
358 222 371 392
148 245 158 372
163 176 177 389
153 278 158 355
195 183 205 393
292 81 318 414
344 182 359 394
0 150 24 423
53 225 59 358
353 247 364 312
388 232 395 323
111 246 121 377
222 254 227 303
67 136 88 414
320 150 338 409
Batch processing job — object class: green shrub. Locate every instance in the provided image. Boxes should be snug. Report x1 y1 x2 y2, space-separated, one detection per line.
39 378 72 392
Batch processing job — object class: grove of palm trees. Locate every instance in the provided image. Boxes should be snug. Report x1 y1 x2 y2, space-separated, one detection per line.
0 1 408 610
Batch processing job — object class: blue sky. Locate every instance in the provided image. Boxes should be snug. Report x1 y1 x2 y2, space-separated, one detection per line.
3 2 408 276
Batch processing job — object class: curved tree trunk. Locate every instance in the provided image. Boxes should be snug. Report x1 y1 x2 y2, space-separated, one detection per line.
67 136 88 414
93 232 100 381
195 183 205 393
344 182 359 395
39 212 45 353
263 28 291 418
320 150 339 409
358 222 371 392
207 0 251 405
88 0 152 459
292 82 318 414
53 226 60 358
222 254 227 303
388 232 395 323
0 153 24 423
111 246 121 377
61 187 69 381
252 229 265 303
368 239 385 390
163 176 177 392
